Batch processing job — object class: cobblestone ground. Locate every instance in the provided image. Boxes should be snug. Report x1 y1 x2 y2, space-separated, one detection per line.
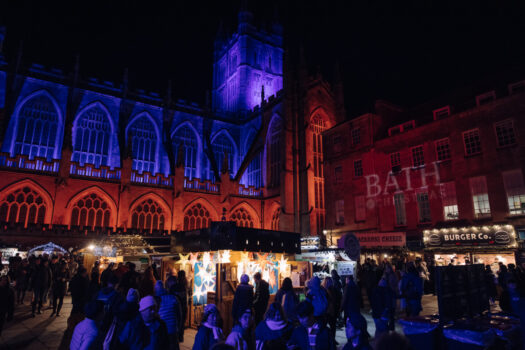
0 294 442 349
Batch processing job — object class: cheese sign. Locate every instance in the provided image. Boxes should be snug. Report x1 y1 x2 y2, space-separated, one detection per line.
353 232 406 248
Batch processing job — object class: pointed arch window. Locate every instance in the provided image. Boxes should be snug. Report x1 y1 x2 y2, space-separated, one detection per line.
70 193 111 228
172 125 198 180
268 116 283 188
130 198 165 232
242 130 261 188
128 116 157 174
0 186 47 226
312 115 326 235
210 132 235 179
230 207 255 228
72 105 112 168
183 203 211 230
14 93 60 160
271 207 280 231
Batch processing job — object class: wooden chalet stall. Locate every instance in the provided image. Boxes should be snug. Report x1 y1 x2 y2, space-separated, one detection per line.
162 222 304 332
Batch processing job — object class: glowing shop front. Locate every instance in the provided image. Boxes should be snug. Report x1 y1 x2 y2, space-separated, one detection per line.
424 225 519 272
163 222 304 331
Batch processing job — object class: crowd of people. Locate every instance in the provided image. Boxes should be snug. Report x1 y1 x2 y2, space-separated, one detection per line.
0 252 524 349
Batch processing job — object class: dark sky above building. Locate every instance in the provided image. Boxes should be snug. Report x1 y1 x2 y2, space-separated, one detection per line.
2 0 525 117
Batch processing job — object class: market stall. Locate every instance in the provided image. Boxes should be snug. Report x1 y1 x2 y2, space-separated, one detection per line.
163 222 302 332
424 225 518 273
78 235 158 274
28 242 68 257
295 249 356 280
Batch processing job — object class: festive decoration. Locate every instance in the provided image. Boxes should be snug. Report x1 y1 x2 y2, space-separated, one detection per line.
179 253 190 266
190 252 199 266
219 250 231 263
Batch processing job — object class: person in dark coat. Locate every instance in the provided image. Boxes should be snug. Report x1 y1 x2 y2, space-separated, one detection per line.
508 279 525 347
485 265 497 304
255 302 294 349
89 260 101 298
139 266 157 298
155 280 182 350
342 313 372 350
0 275 14 336
253 272 270 325
50 261 69 316
171 270 190 342
370 278 395 337
227 308 255 350
192 304 224 350
275 277 299 322
331 270 343 320
399 262 423 317
14 259 30 304
120 262 140 295
341 276 361 319
30 257 52 316
119 295 170 350
287 301 336 350
69 266 90 314
233 274 254 323
100 262 115 288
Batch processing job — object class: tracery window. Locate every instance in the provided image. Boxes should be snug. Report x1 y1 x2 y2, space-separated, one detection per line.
243 130 261 188
128 116 157 174
271 208 280 231
70 193 111 228
230 207 254 228
14 93 59 160
172 125 198 179
0 186 46 226
210 132 235 178
131 198 165 232
183 203 211 230
72 105 112 168
268 117 283 188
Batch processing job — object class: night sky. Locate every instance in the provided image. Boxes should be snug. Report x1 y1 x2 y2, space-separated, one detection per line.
2 0 525 117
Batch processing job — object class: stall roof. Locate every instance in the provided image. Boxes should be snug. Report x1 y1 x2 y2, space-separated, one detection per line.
170 222 301 254
80 235 157 257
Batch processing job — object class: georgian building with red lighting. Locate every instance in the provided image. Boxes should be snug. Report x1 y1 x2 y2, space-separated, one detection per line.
0 8 345 250
324 80 525 266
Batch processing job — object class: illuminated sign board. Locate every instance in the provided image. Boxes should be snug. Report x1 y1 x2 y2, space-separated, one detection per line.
424 225 517 248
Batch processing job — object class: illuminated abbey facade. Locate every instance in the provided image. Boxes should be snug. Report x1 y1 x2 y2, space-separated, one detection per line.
0 7 344 247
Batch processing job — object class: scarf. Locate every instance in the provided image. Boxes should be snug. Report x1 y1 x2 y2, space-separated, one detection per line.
265 319 288 331
204 322 224 341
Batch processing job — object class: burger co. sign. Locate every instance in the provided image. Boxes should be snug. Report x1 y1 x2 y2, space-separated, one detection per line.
424 226 516 247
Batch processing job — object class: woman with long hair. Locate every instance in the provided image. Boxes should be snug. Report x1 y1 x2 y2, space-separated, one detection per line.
274 277 298 322
255 302 294 350
138 266 156 297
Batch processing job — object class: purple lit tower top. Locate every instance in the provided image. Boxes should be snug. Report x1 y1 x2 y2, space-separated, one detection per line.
212 5 283 116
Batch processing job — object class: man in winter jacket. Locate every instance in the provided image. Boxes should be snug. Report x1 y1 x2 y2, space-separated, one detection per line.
154 281 182 350
119 295 170 350
70 300 104 350
400 263 423 317
253 272 270 324
341 276 361 320
31 258 52 317
232 274 254 323
287 301 336 350
96 274 123 335
0 275 14 336
370 278 395 337
70 267 90 314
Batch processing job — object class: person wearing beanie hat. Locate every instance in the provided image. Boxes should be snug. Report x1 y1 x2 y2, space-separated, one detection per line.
193 304 224 350
342 313 372 350
287 301 336 350
232 274 254 323
119 295 169 350
70 301 104 350
127 288 140 303
155 279 182 349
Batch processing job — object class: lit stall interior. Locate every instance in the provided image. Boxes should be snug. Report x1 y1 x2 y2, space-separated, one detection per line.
163 222 304 332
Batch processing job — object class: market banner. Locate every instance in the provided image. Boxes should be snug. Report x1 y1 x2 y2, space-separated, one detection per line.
343 232 406 248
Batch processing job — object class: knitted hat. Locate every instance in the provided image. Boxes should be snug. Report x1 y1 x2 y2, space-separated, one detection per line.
240 274 250 284
203 303 219 322
126 288 139 303
139 295 157 312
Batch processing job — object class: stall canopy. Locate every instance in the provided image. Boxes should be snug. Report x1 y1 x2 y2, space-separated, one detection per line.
29 242 67 255
170 222 301 254
83 235 158 257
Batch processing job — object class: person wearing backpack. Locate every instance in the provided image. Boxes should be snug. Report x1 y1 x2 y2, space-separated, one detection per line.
399 262 423 317
306 276 329 319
